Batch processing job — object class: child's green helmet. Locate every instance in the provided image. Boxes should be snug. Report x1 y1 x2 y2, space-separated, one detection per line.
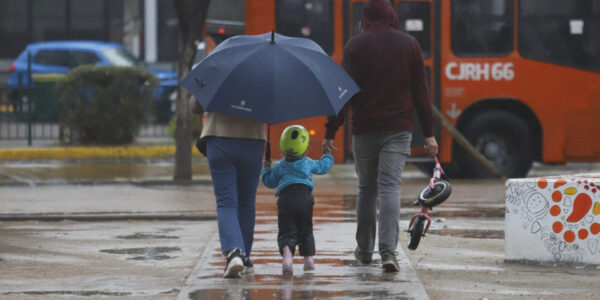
280 125 309 157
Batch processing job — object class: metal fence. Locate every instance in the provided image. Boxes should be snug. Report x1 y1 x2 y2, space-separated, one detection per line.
0 79 170 145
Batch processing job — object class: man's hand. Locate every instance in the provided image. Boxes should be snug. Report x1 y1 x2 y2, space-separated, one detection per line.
424 136 438 157
322 139 337 154
263 160 272 168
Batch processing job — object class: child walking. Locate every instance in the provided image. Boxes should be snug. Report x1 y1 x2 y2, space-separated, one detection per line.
261 125 334 275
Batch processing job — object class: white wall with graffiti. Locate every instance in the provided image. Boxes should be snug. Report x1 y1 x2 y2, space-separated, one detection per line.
505 174 600 265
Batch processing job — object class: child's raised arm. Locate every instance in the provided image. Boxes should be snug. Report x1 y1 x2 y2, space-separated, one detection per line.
311 153 334 175
260 161 279 189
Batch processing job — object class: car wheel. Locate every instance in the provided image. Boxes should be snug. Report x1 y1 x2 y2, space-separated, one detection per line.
454 110 534 178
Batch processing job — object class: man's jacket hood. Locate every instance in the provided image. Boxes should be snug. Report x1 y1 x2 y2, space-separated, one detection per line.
361 0 399 31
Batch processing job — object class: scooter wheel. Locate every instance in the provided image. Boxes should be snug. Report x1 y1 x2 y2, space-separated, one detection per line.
418 180 452 207
407 217 426 250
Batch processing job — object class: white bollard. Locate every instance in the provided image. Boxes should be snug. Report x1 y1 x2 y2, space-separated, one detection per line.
505 174 600 265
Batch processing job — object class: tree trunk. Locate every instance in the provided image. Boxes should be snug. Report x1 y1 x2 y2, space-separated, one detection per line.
173 0 211 182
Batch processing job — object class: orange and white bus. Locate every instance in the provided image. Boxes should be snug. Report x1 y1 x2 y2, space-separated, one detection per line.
205 0 600 178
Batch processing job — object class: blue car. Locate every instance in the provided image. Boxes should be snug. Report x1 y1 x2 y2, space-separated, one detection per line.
8 41 178 122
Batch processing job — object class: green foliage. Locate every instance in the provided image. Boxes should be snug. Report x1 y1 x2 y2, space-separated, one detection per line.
58 66 158 145
166 114 204 141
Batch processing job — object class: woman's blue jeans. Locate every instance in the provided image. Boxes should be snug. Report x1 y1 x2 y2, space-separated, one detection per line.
206 137 265 257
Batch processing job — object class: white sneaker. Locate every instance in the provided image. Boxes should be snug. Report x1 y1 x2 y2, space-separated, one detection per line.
224 249 244 278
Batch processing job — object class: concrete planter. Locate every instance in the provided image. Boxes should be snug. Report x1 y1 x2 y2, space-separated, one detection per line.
505 174 600 265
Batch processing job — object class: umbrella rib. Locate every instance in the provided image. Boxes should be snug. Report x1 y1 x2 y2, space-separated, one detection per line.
207 44 270 112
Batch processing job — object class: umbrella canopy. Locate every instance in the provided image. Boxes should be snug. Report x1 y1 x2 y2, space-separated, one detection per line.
181 32 359 125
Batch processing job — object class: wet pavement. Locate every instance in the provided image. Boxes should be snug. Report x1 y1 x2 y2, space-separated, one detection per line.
2 160 600 299
179 217 428 300
0 220 217 299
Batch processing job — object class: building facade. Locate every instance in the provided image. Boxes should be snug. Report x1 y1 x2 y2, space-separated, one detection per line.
0 0 180 64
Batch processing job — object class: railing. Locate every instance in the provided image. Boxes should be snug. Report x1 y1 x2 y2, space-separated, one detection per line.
0 81 170 144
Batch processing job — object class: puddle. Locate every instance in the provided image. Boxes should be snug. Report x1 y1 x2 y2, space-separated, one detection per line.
427 229 504 239
426 208 505 218
116 232 178 239
1 290 132 297
99 247 181 260
341 194 505 219
0 160 210 182
188 288 409 300
417 262 505 272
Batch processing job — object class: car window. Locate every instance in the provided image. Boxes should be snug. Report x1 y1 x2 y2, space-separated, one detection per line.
70 51 101 67
33 50 70 67
101 48 142 67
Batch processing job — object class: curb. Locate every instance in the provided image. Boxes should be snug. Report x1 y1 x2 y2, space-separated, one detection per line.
0 213 217 222
0 145 204 161
0 178 213 187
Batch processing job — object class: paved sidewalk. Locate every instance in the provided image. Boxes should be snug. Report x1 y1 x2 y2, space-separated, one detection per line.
0 178 430 299
179 216 428 300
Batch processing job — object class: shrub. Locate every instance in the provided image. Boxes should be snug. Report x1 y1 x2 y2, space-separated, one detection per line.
58 66 158 145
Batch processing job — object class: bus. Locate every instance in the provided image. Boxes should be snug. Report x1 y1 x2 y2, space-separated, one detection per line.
205 0 600 178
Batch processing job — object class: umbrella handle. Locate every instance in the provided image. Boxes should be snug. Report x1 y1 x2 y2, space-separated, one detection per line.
265 124 271 161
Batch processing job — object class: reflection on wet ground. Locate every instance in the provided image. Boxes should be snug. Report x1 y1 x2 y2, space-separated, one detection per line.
116 228 180 240
427 229 504 239
189 287 410 300
177 180 508 299
0 159 211 183
1 290 132 297
179 218 429 300
100 247 181 260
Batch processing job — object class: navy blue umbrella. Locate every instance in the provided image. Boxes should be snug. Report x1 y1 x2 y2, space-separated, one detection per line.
181 31 360 159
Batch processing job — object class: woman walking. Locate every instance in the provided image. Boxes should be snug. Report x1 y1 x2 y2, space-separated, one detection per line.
190 97 266 278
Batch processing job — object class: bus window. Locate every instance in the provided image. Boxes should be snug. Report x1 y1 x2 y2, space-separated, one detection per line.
397 2 431 58
276 0 334 54
350 1 431 58
351 2 365 37
519 0 600 73
451 0 513 57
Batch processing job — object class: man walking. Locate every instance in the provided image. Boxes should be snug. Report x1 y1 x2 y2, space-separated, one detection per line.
322 0 438 272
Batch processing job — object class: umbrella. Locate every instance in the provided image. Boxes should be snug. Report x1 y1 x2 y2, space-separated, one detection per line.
181 31 360 159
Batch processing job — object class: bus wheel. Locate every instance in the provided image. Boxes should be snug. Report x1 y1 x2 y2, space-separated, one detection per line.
455 110 534 178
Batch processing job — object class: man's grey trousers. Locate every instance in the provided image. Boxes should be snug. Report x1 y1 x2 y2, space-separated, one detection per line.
352 130 412 256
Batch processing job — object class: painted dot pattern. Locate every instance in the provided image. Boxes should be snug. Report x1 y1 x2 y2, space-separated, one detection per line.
537 178 600 244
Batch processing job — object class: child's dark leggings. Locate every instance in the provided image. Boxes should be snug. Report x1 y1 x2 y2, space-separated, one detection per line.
277 184 315 257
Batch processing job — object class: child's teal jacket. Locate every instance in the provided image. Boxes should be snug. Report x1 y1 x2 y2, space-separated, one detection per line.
261 154 334 196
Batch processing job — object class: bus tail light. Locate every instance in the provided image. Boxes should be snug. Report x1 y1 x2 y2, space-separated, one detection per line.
9 64 15 73
218 28 226 35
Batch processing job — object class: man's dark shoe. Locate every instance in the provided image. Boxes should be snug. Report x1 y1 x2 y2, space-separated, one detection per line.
224 249 244 278
380 251 400 272
354 247 372 265
242 256 254 273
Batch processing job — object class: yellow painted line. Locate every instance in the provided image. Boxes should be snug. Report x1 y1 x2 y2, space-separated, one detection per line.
0 145 203 161
32 73 65 82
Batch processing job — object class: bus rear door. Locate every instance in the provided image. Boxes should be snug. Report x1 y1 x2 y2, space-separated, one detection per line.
344 0 441 163
395 0 441 163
